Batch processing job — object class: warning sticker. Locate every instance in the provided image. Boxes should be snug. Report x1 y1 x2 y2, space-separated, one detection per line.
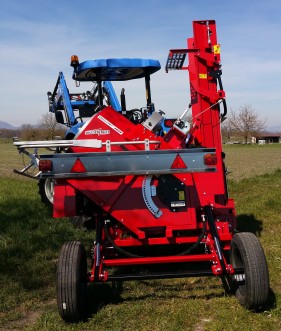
178 190 185 200
97 115 124 135
213 44 220 54
199 73 207 79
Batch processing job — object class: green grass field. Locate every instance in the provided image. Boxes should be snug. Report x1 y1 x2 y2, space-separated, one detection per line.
0 142 280 330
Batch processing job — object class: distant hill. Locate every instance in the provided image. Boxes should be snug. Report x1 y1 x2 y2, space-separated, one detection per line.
0 121 18 130
267 125 281 133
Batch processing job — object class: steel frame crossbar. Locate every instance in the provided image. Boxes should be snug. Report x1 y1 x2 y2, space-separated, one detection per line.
103 254 214 267
39 148 217 178
13 138 161 151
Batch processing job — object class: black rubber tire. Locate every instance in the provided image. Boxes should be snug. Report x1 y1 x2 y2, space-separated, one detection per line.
230 232 269 310
56 241 88 322
38 178 54 206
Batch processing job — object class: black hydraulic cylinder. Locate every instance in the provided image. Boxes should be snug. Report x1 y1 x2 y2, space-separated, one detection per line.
94 211 103 280
204 206 225 268
120 88 126 113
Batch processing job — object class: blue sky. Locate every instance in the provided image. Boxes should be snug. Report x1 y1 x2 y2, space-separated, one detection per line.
1 0 281 128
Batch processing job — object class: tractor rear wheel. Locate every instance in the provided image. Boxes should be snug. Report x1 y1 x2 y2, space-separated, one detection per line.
56 241 88 322
38 178 54 206
230 232 269 310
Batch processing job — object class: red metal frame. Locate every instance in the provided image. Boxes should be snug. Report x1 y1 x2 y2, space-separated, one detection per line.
49 20 237 282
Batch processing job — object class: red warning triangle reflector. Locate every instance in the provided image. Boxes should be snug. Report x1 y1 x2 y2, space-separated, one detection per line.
71 158 87 173
171 154 187 169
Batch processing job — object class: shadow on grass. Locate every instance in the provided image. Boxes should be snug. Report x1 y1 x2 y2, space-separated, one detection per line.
85 275 226 319
264 288 277 311
86 282 123 317
85 278 276 320
236 213 263 236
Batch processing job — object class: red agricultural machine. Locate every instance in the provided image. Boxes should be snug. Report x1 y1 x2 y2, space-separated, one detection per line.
14 20 269 322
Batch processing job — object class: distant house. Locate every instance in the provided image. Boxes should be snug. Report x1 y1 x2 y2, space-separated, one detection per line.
252 133 281 144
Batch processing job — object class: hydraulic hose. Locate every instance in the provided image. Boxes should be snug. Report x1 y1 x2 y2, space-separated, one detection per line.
104 220 207 258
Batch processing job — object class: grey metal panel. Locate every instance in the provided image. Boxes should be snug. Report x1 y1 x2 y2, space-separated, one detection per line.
39 148 217 178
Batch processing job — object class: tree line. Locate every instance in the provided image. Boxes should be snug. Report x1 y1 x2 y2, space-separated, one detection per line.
221 104 267 144
0 104 269 143
0 113 66 141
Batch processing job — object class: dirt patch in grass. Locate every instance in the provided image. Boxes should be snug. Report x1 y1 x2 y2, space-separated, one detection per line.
0 300 56 330
194 318 212 331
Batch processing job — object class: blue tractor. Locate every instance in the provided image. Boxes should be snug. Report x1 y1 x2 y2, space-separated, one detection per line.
39 57 175 213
